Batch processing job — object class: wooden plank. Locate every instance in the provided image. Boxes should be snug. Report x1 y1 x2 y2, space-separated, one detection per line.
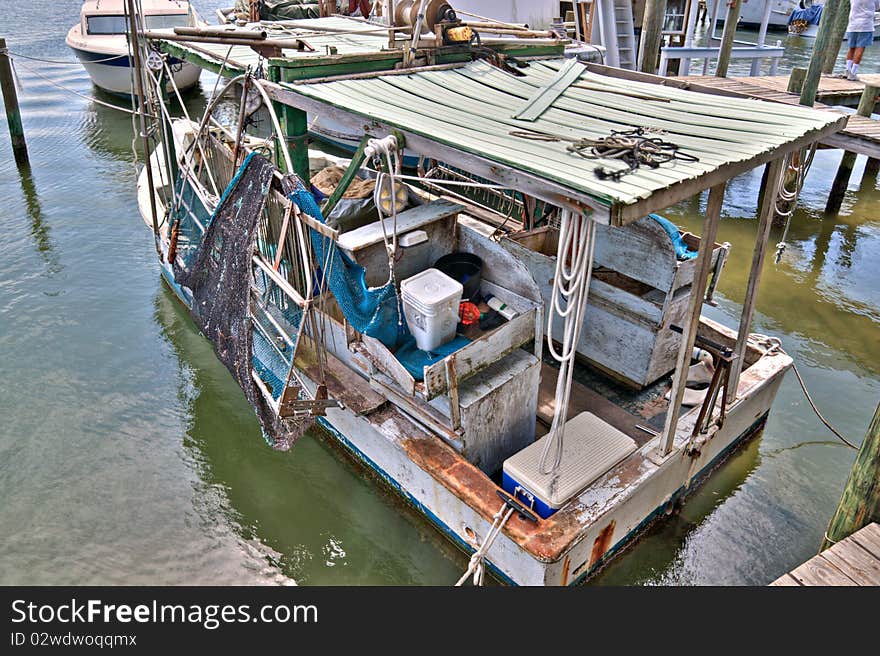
355 334 416 396
769 573 803 586
821 540 880 586
422 309 536 400
788 554 859 586
512 58 584 121
851 522 880 558
337 200 462 252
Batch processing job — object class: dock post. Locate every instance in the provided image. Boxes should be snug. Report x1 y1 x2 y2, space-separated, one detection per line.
727 157 787 404
787 67 807 94
638 0 668 74
657 183 725 457
715 0 742 78
269 65 310 182
0 37 29 166
799 0 841 106
820 400 880 551
826 84 879 214
822 0 850 74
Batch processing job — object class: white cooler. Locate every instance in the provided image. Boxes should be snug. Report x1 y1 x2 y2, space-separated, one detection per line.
400 268 463 352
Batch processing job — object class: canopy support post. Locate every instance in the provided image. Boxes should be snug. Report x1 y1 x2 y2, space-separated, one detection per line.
726 156 786 405
656 182 725 458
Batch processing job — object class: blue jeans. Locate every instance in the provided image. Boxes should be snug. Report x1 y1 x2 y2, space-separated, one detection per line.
847 31 874 48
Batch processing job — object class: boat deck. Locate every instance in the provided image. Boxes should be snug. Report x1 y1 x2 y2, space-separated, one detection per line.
770 523 880 586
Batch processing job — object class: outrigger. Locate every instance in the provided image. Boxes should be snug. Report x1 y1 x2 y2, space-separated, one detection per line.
131 8 845 585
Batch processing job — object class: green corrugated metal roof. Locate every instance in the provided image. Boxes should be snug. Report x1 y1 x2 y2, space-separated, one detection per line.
280 58 845 219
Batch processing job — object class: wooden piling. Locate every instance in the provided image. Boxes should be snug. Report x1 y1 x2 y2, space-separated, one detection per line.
799 0 841 106
822 0 850 74
787 67 807 94
638 0 668 74
715 0 742 78
826 84 879 213
0 37 29 165
820 401 880 551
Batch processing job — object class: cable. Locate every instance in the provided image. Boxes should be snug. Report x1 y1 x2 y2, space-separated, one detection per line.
6 50 126 65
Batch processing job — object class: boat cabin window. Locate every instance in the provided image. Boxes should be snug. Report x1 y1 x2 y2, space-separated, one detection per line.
86 16 128 35
86 14 188 35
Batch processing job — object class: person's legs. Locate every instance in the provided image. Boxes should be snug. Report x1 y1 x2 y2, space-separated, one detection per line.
846 46 856 75
853 46 867 65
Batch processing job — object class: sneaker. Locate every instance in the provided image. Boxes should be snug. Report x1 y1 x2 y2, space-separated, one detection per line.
832 72 849 78
847 71 862 81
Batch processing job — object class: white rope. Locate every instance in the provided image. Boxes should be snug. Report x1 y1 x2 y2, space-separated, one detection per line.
455 504 515 586
539 210 597 474
366 136 403 287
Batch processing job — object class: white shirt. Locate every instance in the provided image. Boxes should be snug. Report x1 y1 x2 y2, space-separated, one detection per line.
847 0 880 33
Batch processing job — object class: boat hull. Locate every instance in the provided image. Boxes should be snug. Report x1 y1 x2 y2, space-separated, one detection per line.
69 45 201 95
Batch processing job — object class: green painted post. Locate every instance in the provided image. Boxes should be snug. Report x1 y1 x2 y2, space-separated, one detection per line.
826 84 879 213
271 65 309 181
800 0 841 106
822 0 850 74
820 401 880 551
0 37 29 165
638 0 668 74
715 0 742 78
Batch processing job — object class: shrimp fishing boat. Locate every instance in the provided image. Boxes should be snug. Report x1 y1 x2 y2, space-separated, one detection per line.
66 0 202 95
132 10 845 585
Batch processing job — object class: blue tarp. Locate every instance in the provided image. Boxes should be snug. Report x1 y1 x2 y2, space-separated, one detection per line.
648 214 698 260
789 5 823 25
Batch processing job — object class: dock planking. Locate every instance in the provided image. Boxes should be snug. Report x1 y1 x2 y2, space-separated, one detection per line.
681 75 880 159
770 522 880 586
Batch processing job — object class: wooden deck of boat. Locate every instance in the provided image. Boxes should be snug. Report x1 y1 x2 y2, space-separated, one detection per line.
680 74 880 158
770 523 880 586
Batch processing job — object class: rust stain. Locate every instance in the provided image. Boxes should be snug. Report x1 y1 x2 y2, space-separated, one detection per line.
560 554 571 586
588 520 616 568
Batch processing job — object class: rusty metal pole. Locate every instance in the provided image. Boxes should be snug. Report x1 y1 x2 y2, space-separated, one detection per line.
820 400 880 551
0 37 29 165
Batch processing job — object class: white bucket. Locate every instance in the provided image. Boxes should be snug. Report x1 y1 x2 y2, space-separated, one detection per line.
400 268 463 352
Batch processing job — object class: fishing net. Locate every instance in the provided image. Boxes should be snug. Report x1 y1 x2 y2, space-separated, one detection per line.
174 152 311 448
287 179 406 349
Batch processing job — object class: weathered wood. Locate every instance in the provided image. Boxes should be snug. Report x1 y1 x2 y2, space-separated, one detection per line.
800 0 842 106
423 308 536 399
638 0 668 74
0 37 28 165
851 522 880 557
715 0 743 78
768 573 802 586
821 539 880 585
821 403 880 550
826 84 879 213
512 58 584 121
727 157 786 402
787 67 807 94
822 0 850 74
788 554 858 585
355 333 417 396
658 182 725 456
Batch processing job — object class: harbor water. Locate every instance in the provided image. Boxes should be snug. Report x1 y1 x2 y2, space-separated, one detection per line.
1 1 878 585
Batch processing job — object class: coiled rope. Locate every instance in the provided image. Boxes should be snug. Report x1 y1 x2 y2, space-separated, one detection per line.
748 334 858 450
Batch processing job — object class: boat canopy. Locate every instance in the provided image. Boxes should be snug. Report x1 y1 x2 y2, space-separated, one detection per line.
153 18 845 224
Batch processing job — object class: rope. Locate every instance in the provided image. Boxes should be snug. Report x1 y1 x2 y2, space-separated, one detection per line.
7 57 147 116
540 210 596 475
5 50 126 65
455 504 515 586
748 334 858 450
510 127 698 182
366 136 402 291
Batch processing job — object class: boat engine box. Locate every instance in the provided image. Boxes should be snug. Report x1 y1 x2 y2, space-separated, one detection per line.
502 412 637 518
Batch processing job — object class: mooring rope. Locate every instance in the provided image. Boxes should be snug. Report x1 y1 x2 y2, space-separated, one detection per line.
455 504 516 586
748 334 858 450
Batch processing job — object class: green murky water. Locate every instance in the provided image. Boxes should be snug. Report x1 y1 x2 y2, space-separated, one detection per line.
1 2 877 585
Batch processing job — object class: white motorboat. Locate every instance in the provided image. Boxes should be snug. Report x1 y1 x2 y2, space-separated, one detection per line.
66 0 202 95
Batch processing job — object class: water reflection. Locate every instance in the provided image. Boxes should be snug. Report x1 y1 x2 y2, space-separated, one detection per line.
15 161 60 273
152 285 465 585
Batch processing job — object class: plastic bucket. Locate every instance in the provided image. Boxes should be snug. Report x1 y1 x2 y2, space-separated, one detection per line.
434 253 482 301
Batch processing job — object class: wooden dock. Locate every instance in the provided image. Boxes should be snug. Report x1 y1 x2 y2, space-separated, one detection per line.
681 75 880 159
770 523 880 586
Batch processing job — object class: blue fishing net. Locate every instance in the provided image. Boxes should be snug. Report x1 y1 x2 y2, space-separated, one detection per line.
394 334 472 381
287 180 406 349
648 214 697 260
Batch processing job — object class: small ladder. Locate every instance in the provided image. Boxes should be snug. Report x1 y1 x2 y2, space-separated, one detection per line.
589 0 637 70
